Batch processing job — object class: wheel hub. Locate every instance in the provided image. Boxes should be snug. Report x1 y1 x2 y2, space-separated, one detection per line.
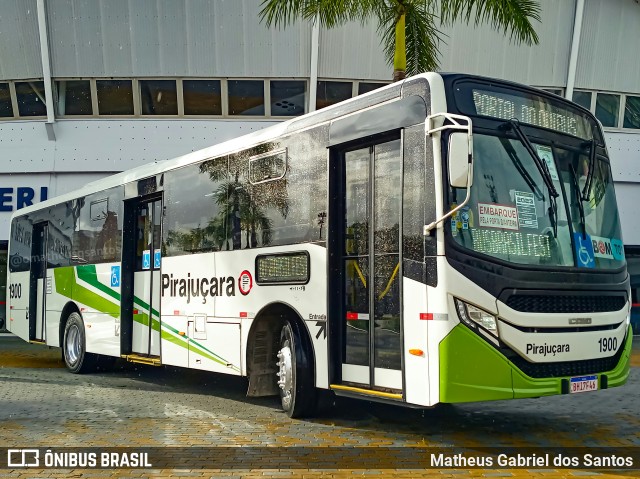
65 324 80 365
276 340 293 409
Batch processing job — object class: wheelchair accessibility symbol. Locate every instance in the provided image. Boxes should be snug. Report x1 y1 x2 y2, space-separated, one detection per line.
111 266 121 287
142 250 151 270
573 232 594 268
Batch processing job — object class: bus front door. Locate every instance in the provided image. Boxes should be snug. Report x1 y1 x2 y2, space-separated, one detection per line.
130 198 163 359
337 138 403 394
29 222 48 343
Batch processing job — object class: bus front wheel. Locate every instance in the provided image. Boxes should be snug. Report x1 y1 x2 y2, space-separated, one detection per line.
63 313 98 373
276 321 316 418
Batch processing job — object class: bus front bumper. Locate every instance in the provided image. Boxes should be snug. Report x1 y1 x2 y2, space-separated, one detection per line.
438 324 632 403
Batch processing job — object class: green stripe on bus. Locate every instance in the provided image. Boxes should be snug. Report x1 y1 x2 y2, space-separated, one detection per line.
76 265 120 302
54 267 120 318
54 265 238 370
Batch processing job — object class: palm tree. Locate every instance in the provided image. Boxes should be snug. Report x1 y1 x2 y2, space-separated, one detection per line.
259 0 541 81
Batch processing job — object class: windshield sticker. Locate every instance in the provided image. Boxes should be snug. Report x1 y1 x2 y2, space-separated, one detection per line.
535 145 559 181
450 205 474 236
514 191 538 229
591 236 625 261
478 203 519 230
611 239 624 260
573 233 595 268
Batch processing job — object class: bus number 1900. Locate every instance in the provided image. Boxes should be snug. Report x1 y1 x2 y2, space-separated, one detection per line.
598 337 617 353
9 283 22 299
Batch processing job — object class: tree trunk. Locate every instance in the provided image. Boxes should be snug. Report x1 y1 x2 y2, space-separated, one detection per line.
393 12 406 82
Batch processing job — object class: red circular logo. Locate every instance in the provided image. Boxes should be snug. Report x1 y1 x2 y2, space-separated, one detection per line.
238 270 253 296
598 241 605 254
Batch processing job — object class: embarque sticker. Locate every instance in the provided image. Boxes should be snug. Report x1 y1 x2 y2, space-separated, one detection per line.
535 145 559 181
478 203 519 230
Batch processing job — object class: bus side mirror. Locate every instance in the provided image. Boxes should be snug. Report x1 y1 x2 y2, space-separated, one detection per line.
448 132 473 188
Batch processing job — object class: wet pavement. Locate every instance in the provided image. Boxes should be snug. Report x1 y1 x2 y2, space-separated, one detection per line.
0 333 638 478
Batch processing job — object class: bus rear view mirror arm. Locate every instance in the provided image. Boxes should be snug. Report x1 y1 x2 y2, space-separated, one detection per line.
425 113 474 235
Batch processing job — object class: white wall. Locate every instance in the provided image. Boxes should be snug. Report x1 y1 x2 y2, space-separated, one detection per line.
0 118 278 240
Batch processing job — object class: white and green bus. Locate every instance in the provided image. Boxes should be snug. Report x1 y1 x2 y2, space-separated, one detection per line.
7 73 633 417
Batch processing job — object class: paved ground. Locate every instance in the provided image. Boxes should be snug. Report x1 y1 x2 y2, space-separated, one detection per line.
0 333 638 478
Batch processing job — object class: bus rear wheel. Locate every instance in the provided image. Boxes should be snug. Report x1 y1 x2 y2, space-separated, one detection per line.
63 313 98 373
276 321 316 418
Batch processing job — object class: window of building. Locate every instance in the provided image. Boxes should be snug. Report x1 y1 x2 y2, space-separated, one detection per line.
623 95 640 129
358 82 387 95
96 80 134 115
140 79 178 115
228 80 265 116
270 80 306 117
183 79 222 115
15 81 46 117
0 83 13 117
595 93 620 127
55 80 92 116
572 90 592 111
316 81 352 109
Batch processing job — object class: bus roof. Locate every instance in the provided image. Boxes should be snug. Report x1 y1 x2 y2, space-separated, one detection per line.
11 73 428 220
13 71 590 222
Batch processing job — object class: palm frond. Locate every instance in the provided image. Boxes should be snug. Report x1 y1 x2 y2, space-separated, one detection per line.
259 0 382 28
378 1 443 75
440 0 541 44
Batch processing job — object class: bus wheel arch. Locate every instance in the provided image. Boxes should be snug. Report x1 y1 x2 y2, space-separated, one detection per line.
62 310 99 373
246 302 316 417
59 302 81 350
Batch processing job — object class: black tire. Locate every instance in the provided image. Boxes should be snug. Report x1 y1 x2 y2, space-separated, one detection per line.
276 321 317 418
62 312 98 373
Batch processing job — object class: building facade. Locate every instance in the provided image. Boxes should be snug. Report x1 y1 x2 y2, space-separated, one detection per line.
1 0 639 330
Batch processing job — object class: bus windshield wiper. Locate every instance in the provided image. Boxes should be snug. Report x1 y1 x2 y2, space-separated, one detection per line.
501 119 559 237
499 137 544 201
570 163 587 239
502 119 559 199
581 138 596 201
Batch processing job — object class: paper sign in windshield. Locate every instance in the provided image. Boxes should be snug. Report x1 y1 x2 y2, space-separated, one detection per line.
514 191 538 229
535 145 559 181
478 203 519 230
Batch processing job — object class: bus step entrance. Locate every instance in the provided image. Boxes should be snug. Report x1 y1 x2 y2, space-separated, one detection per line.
28 339 46 345
122 354 162 366
330 384 402 401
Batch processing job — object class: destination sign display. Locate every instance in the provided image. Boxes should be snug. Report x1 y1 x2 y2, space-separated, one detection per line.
471 89 593 139
451 80 597 140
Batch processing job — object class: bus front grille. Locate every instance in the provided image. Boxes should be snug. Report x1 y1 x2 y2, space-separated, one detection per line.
504 293 626 314
507 344 625 379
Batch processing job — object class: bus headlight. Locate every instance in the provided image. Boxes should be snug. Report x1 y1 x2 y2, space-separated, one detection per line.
454 298 498 336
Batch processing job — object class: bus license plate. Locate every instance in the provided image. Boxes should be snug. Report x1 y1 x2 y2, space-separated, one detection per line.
569 375 598 394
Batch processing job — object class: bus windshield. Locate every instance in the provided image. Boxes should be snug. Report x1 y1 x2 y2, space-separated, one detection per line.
449 133 625 269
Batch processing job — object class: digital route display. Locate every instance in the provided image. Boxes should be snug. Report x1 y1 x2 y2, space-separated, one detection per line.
452 80 597 140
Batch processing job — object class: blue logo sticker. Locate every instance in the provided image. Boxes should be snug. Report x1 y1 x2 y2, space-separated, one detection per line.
142 250 151 270
574 233 595 268
611 238 625 261
111 266 120 287
154 250 161 269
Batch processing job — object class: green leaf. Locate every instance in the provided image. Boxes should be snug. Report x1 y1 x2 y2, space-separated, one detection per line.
440 0 541 44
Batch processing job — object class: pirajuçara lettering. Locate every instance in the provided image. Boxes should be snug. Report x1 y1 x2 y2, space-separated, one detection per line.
162 273 236 304
526 342 570 357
